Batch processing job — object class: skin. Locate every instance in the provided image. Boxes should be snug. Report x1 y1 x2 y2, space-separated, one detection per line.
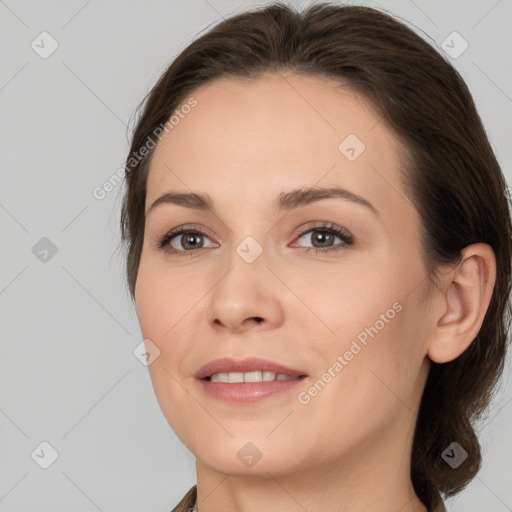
134 71 496 512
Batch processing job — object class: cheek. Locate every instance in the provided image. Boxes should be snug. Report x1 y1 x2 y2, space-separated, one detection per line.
136 284 191 383
296 267 398 350
300 270 425 412
134 259 188 339
135 274 196 437
134 260 198 393
296 307 423 448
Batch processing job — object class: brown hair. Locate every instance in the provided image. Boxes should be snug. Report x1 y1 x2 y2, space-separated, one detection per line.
120 3 512 510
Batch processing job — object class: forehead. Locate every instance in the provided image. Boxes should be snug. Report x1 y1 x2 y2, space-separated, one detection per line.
151 72 387 163
145 72 410 220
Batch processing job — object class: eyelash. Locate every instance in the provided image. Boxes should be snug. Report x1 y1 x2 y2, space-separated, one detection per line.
156 222 354 256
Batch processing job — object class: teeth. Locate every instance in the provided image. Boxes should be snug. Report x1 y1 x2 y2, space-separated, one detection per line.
209 371 297 383
228 372 244 383
244 371 263 382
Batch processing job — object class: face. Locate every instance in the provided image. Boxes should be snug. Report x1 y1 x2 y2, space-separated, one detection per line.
135 72 433 479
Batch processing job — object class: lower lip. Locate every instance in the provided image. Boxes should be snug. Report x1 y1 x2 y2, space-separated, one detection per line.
197 377 306 403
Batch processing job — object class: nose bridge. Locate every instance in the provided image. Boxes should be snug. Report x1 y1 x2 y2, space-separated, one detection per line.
217 231 269 297
216 206 270 269
234 233 265 266
205 230 282 330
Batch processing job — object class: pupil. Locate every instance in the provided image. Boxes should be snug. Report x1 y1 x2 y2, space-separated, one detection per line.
183 234 203 250
313 232 332 247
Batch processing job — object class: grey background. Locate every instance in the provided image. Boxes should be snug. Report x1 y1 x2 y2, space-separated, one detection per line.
1 0 511 510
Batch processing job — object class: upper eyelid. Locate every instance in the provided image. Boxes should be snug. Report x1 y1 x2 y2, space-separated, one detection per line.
167 223 347 236
164 223 351 246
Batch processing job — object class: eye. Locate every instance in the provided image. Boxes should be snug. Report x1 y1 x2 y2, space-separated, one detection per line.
292 222 354 253
157 225 217 255
157 222 354 256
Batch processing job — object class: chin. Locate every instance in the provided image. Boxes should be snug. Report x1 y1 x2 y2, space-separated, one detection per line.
185 434 299 475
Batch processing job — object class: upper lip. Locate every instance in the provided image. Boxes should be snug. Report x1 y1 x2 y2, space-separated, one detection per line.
195 357 308 379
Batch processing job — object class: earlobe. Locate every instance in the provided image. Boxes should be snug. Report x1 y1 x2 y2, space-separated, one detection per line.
427 243 496 364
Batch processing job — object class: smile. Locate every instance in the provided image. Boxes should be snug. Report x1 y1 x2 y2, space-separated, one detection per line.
207 371 299 383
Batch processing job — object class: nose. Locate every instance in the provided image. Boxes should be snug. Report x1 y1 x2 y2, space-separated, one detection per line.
205 250 284 334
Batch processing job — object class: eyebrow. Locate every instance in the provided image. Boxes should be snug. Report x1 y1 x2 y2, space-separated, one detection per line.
146 186 379 217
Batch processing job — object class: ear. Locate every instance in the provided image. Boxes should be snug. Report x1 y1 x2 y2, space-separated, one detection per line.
427 243 497 364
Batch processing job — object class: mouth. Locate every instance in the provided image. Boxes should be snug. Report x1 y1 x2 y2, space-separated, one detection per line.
195 357 309 403
195 356 308 380
203 371 308 383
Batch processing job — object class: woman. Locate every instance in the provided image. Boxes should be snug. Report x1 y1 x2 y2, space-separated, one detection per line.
120 3 511 511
